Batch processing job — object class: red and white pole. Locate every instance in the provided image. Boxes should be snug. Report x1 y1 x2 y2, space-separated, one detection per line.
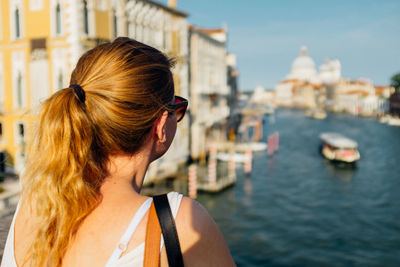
274 132 279 151
188 164 197 199
268 135 274 155
245 149 252 174
208 145 217 186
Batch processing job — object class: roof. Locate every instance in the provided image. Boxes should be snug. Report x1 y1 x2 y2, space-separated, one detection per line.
189 25 226 35
344 90 369 97
141 0 188 17
320 132 358 148
189 25 227 43
313 83 324 89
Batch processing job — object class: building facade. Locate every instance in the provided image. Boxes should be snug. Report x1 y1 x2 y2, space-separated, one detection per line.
188 25 229 160
0 0 190 181
275 46 327 109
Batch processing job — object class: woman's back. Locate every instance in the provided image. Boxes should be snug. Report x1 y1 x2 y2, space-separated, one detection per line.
10 193 183 267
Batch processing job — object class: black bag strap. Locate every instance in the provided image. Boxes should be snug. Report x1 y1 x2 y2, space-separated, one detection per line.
153 194 184 267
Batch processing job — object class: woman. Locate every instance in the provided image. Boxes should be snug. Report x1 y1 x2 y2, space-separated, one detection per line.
1 38 235 267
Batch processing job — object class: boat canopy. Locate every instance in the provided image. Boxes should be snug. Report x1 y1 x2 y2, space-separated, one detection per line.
320 132 358 149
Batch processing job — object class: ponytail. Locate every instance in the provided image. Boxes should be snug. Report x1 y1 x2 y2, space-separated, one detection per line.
22 88 103 266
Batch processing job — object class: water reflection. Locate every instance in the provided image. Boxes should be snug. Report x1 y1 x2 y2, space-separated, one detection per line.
325 160 358 181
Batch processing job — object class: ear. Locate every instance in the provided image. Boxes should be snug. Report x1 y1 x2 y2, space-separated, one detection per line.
154 111 169 143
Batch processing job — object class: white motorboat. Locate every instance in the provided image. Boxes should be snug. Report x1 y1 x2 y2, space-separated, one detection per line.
306 109 327 120
388 117 400 126
320 132 360 163
235 142 268 152
217 152 248 163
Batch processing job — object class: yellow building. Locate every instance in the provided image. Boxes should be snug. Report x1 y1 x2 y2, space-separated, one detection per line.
0 0 189 176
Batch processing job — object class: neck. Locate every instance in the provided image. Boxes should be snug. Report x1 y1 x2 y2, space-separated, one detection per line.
100 147 152 203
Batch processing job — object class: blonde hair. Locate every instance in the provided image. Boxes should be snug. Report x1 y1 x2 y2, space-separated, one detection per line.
21 37 175 266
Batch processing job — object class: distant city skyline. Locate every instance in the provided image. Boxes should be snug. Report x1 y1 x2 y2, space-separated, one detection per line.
168 0 400 91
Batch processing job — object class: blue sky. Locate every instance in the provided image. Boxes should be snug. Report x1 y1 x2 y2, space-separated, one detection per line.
164 0 400 91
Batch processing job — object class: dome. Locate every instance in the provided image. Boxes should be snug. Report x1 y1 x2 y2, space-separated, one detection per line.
292 46 316 70
287 46 318 82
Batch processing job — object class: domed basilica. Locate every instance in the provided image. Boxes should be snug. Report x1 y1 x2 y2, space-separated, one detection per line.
286 46 319 83
275 46 341 108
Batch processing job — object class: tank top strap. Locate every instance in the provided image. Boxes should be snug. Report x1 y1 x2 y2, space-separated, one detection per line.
104 197 153 267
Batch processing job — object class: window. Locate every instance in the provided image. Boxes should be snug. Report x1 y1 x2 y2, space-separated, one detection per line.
58 72 63 90
83 0 89 35
15 8 21 38
56 3 61 35
17 123 25 156
18 123 24 137
0 54 4 108
17 72 23 108
113 9 117 38
0 2 3 40
15 122 26 147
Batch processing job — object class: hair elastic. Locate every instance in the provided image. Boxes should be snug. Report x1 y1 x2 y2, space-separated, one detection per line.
69 84 86 103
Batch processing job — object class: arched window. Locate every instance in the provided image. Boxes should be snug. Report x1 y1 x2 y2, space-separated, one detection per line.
113 9 118 38
83 0 89 34
58 72 63 90
56 3 61 35
15 8 21 38
17 72 23 108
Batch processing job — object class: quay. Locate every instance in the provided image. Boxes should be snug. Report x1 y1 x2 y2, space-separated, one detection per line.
197 175 236 193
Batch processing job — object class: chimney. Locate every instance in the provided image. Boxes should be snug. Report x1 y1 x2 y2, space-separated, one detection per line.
168 0 177 8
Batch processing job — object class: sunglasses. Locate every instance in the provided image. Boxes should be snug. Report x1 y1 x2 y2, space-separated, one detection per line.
166 96 188 122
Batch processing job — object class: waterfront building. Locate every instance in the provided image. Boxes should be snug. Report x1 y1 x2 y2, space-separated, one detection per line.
275 79 325 109
286 46 319 83
123 0 190 182
374 85 393 115
274 45 386 117
227 53 239 110
0 0 85 174
389 92 400 116
319 59 341 84
226 53 241 141
188 25 229 160
251 85 275 105
275 46 327 109
375 85 394 99
0 0 190 181
333 78 381 116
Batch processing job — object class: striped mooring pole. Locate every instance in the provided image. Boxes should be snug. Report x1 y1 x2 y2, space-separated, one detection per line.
208 145 217 186
188 164 197 199
274 132 279 151
245 149 252 174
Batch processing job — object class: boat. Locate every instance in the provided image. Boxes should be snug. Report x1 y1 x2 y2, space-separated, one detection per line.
306 109 327 120
235 142 268 152
379 115 400 126
217 152 248 163
319 132 360 163
387 117 400 126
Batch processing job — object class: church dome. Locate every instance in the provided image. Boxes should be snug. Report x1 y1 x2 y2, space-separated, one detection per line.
287 46 318 82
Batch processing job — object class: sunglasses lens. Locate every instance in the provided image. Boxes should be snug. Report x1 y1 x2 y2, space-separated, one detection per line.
176 106 186 122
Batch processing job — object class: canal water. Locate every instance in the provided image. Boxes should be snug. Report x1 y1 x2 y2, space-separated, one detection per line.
196 109 400 266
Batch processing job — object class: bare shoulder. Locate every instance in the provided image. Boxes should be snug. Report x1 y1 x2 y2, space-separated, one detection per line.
174 196 236 267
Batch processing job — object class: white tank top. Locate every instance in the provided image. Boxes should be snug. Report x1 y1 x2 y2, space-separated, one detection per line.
0 192 183 267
